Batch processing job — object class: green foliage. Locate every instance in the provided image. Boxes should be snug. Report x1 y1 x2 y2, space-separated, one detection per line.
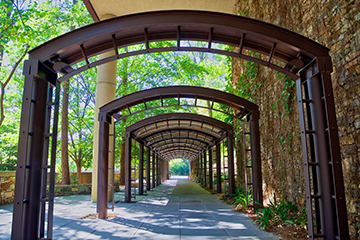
233 52 261 101
221 171 229 182
271 73 296 119
0 2 233 178
255 193 307 230
231 186 252 210
1 1 93 171
169 158 189 176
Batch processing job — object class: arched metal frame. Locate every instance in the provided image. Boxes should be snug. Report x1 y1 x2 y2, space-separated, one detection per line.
12 10 348 240
98 93 260 209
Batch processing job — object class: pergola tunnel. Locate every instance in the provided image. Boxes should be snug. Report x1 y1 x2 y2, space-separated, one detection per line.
96 87 262 219
11 10 349 240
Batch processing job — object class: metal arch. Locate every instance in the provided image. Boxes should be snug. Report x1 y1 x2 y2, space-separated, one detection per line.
126 113 233 132
100 86 258 120
162 153 197 161
155 142 203 152
161 150 198 159
140 129 220 145
125 113 233 167
135 126 223 140
27 10 330 81
160 147 199 155
145 130 214 150
149 136 209 148
125 114 233 181
13 9 349 240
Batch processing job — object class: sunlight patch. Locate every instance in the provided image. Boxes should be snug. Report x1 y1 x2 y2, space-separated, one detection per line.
80 213 118 220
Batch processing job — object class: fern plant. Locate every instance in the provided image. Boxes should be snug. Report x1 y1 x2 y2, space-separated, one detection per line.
255 193 307 230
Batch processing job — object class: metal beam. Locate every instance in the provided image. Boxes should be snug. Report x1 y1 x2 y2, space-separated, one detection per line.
228 131 235 197
216 143 221 193
209 148 213 190
250 111 263 211
146 147 151 191
152 151 156 189
139 145 144 195
124 134 132 203
97 114 110 218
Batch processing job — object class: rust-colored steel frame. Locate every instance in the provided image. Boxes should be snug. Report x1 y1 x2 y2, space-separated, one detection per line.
12 10 348 239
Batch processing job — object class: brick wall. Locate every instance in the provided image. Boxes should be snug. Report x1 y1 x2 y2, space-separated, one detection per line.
233 0 360 237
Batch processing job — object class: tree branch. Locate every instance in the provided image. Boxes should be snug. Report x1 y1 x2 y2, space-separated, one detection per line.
0 45 29 127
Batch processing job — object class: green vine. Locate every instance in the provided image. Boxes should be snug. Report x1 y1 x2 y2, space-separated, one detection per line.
271 73 296 118
234 52 261 101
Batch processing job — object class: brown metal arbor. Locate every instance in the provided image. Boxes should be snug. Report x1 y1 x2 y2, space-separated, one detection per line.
96 87 261 219
12 10 348 239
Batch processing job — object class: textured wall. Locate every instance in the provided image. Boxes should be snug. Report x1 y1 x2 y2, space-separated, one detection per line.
0 172 15 205
233 0 360 237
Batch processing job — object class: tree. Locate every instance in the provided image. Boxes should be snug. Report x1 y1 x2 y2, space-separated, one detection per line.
68 73 95 183
169 158 189 176
0 1 92 173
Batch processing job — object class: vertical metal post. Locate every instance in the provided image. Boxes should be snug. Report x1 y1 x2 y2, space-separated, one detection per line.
110 122 115 211
97 114 110 218
228 131 235 197
216 143 221 193
307 72 336 238
250 111 262 210
12 60 57 240
297 78 316 237
297 58 349 239
39 83 53 238
152 151 156 188
146 148 151 191
197 157 200 182
200 155 203 184
320 63 349 239
139 145 144 195
167 161 170 179
47 81 60 239
156 154 160 186
124 134 132 203
162 159 165 182
203 151 207 187
209 148 213 190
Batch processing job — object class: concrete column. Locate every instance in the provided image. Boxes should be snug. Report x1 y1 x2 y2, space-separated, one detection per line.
91 14 117 203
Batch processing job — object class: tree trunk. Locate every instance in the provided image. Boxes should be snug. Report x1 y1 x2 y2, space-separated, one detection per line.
76 163 82 185
61 79 70 185
120 141 125 185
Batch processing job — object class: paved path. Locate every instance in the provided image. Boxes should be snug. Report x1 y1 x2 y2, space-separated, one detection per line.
0 176 278 239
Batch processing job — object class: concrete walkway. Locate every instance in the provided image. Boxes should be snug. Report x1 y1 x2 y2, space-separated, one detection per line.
0 176 278 239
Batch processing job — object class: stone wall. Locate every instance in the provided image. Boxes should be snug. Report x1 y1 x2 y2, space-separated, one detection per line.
233 0 360 237
0 172 121 205
0 172 15 205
